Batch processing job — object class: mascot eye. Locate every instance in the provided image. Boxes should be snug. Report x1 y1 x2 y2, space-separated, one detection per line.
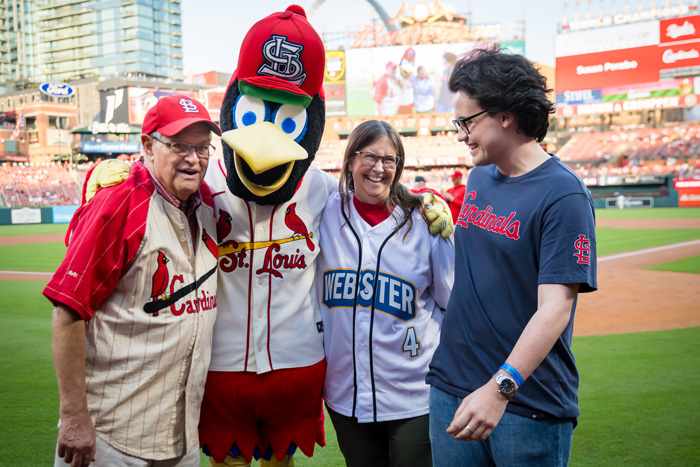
233 95 270 129
271 104 308 142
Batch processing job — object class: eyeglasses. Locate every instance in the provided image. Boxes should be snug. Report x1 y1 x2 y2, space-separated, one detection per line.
151 135 215 159
356 151 397 169
452 109 488 135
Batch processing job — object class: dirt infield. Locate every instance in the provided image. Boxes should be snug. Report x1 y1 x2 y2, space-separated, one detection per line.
1 219 699 336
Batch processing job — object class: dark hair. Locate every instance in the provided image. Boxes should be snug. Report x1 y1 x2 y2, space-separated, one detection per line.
448 46 554 142
339 120 426 236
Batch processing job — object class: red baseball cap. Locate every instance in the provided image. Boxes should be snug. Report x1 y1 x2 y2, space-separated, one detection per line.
451 170 463 179
232 5 325 108
386 61 397 69
141 94 221 136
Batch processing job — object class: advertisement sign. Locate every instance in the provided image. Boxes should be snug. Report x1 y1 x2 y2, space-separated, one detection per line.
674 179 700 206
556 91 698 117
203 88 226 118
324 50 348 117
39 81 75 98
128 88 196 125
52 205 78 224
82 141 140 153
11 207 41 224
660 15 700 43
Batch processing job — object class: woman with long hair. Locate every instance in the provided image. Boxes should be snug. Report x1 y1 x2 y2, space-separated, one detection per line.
317 120 455 467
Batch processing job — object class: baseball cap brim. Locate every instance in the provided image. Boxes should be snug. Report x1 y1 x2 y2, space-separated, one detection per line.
158 118 222 137
239 76 313 108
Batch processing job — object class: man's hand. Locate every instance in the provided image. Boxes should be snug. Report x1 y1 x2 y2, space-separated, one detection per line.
446 380 509 442
421 191 453 238
57 410 96 466
85 159 130 202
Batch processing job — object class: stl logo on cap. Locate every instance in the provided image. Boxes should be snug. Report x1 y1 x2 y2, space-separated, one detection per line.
259 35 307 86
179 98 199 113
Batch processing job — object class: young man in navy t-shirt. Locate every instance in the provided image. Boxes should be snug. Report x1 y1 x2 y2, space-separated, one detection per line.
426 47 597 466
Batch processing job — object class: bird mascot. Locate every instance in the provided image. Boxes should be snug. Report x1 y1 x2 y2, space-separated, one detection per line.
81 5 452 467
198 5 333 466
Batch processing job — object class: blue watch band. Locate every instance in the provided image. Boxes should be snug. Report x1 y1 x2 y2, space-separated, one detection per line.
500 363 524 387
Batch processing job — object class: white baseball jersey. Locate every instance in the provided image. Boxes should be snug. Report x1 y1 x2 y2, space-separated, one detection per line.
206 160 337 373
44 162 218 460
317 192 455 423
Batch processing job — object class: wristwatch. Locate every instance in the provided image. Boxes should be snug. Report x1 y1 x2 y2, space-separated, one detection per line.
493 372 517 399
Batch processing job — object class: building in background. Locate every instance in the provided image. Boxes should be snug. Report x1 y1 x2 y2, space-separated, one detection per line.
0 0 184 88
0 0 186 163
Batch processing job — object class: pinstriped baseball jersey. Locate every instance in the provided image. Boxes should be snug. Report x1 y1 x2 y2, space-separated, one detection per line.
44 162 218 460
317 192 455 423
206 160 337 373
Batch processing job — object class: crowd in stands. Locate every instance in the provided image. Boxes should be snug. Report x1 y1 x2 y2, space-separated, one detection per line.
2 122 700 208
0 162 86 208
558 123 700 179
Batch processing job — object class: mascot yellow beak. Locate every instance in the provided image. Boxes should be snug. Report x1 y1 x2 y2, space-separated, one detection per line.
221 122 308 197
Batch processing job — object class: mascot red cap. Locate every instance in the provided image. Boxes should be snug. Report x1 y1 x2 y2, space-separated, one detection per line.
231 5 325 108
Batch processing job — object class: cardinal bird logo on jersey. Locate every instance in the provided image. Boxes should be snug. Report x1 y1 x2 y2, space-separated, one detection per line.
151 251 170 304
202 228 219 259
216 209 233 243
285 202 315 251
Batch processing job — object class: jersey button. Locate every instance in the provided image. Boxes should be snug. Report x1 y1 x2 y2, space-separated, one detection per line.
258 313 263 319
258 227 264 235
258 346 263 352
360 344 366 350
362 372 367 378
179 236 186 243
258 278 264 285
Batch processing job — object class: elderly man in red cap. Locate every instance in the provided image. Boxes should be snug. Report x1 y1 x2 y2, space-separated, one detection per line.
45 95 221 467
442 168 468 224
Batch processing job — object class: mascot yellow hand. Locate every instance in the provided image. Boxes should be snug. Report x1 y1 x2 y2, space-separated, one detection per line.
85 159 130 202
422 191 453 238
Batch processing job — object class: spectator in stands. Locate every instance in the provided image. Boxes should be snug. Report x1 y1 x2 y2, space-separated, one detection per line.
413 175 427 191
427 47 597 467
441 169 467 224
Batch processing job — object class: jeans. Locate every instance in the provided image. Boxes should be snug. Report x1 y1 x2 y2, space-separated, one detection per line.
429 386 574 467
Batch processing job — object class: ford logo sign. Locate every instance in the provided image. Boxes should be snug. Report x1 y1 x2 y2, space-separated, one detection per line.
39 81 75 98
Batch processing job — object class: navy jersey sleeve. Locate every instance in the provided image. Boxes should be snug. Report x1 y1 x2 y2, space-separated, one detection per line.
538 192 597 292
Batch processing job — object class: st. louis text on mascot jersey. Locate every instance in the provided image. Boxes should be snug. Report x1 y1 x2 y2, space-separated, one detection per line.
198 6 335 467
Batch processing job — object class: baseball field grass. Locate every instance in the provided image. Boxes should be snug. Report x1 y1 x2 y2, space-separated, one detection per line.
0 207 699 466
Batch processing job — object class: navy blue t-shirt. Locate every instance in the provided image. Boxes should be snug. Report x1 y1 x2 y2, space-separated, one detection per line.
427 155 597 421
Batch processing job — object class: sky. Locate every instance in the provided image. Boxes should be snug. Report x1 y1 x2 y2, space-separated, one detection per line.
180 0 572 75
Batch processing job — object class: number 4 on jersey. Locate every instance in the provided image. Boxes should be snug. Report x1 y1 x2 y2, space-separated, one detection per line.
402 326 421 358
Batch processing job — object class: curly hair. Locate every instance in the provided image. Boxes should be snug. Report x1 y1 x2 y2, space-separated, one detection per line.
338 120 426 236
448 46 554 142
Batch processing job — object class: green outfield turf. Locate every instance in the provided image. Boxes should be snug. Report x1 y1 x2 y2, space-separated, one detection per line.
646 255 700 274
0 223 69 236
595 227 700 257
0 242 67 272
595 206 700 219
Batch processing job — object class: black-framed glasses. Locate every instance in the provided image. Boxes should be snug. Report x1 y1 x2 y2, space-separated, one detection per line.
452 109 488 135
356 151 397 169
151 135 215 159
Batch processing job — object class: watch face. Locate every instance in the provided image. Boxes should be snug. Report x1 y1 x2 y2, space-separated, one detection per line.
499 378 516 394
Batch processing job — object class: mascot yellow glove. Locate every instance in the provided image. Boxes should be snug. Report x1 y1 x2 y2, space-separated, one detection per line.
421 191 453 238
84 159 131 202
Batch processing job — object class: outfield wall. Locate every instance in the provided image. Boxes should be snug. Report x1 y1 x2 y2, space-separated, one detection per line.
0 205 78 226
588 174 679 209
